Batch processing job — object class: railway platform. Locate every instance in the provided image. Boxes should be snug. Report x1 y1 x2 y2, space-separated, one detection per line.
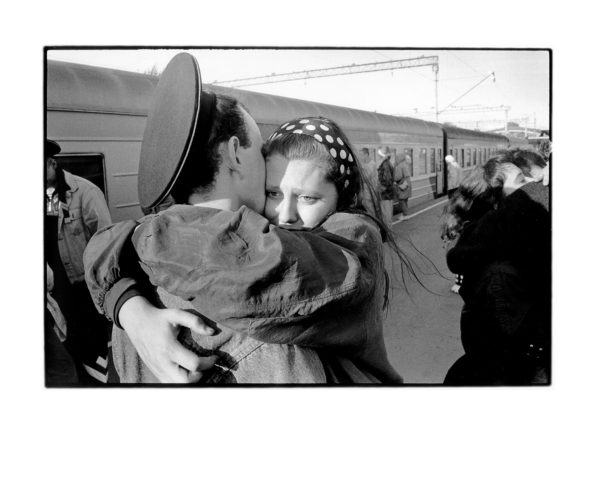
383 195 464 384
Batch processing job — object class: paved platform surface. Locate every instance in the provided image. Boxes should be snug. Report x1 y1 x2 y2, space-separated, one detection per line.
382 197 465 384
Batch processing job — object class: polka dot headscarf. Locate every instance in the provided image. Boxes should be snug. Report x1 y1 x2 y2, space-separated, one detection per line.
267 117 357 192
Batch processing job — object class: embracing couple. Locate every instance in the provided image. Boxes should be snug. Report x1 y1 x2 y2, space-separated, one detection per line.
84 52 407 385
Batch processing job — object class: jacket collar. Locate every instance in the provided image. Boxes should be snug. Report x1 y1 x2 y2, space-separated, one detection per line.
62 170 79 194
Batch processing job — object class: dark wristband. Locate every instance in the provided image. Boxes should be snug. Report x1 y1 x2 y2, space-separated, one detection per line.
113 287 145 329
104 277 143 328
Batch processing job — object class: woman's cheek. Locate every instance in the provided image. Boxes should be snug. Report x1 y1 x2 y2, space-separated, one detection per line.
300 205 324 229
264 199 279 224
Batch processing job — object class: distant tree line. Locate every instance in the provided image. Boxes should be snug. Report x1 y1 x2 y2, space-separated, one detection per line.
143 64 162 76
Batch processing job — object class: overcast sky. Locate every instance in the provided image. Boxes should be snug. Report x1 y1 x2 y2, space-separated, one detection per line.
47 48 550 131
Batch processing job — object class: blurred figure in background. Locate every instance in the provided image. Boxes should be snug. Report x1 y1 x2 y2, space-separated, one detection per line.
360 147 377 213
442 150 550 385
45 139 112 385
444 155 463 292
445 154 462 199
393 153 412 221
46 263 78 385
377 147 395 224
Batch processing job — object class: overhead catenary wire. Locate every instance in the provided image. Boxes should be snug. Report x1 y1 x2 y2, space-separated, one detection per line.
210 55 439 88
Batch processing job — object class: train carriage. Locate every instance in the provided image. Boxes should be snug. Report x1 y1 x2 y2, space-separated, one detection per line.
47 60 158 222
217 84 446 208
441 125 509 193
47 59 513 222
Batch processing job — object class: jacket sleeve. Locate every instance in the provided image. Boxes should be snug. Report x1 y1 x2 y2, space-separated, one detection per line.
83 219 147 322
81 185 112 237
131 205 381 348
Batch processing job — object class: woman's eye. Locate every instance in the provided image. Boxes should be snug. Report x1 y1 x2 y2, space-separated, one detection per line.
266 190 281 199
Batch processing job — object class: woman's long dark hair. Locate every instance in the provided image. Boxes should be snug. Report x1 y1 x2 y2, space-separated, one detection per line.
441 154 517 242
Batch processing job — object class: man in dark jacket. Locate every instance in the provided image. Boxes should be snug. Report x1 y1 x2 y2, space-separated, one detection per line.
377 148 395 223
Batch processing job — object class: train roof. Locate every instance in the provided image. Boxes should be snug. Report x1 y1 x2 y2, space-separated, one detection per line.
47 60 444 139
442 124 508 142
208 85 444 139
47 60 158 115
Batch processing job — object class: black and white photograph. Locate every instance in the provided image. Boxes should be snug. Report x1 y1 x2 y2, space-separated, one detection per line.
4 3 595 478
44 47 551 387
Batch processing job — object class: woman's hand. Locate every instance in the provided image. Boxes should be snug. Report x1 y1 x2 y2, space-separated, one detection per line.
119 296 218 383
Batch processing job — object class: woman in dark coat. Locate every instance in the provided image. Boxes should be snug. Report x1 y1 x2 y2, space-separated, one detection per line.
442 152 550 385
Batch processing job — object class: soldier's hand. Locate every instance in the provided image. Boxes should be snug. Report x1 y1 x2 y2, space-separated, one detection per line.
119 296 217 383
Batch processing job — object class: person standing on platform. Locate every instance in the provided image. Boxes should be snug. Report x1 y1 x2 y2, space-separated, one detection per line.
377 148 395 224
445 154 462 199
45 139 112 385
360 147 377 212
444 154 464 292
393 153 412 221
442 154 550 384
46 263 79 385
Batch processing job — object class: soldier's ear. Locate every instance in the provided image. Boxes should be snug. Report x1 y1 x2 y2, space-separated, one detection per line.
221 136 241 172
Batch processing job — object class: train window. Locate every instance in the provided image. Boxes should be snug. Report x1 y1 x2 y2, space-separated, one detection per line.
473 149 477 165
420 148 427 174
403 148 414 176
55 153 107 197
430 148 436 173
438 148 442 171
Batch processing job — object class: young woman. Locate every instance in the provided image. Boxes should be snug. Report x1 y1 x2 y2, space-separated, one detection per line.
86 117 411 384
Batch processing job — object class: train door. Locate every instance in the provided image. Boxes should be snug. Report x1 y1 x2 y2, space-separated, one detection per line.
434 147 444 196
420 148 428 177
